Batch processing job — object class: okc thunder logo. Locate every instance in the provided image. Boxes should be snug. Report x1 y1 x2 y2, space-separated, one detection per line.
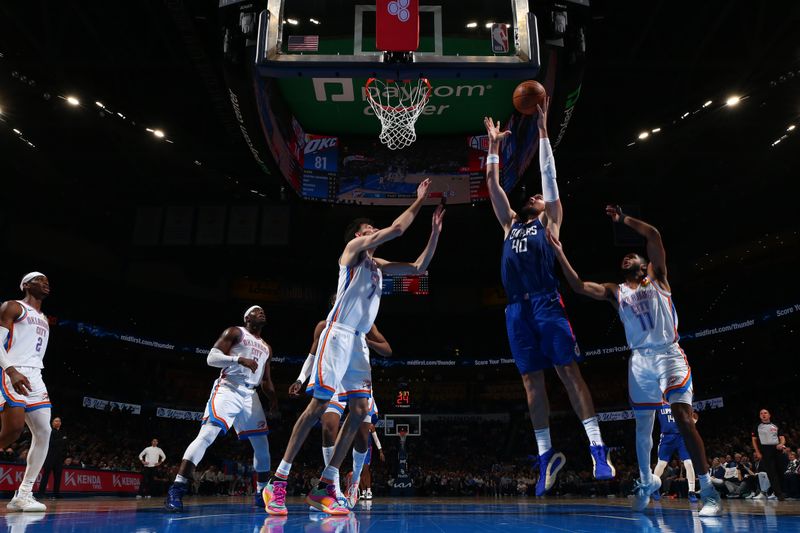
387 0 411 22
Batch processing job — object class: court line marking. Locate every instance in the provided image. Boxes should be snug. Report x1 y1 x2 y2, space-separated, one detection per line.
581 514 640 521
168 513 245 521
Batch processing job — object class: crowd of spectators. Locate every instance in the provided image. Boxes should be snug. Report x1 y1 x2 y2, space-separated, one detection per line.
2 390 798 502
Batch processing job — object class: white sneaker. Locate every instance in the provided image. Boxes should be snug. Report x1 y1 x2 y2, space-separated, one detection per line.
365 488 373 500
632 476 661 512
136 495 143 500
766 494 778 501
6 491 47 512
753 493 766 500
698 486 723 517
345 481 360 509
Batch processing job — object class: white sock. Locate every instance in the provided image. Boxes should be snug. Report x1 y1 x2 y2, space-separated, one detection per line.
175 474 189 484
276 460 292 479
534 427 552 455
20 409 52 494
321 465 339 484
352 449 368 485
653 459 668 479
684 460 696 492
322 446 334 466
698 473 712 491
634 411 655 483
581 416 604 446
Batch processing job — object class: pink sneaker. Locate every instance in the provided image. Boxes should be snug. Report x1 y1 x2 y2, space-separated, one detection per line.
263 480 288 516
305 483 349 515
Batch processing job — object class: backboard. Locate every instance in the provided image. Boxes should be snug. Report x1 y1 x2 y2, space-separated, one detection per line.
384 413 422 436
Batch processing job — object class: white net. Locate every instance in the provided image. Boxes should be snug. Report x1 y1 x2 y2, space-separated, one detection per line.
365 78 432 150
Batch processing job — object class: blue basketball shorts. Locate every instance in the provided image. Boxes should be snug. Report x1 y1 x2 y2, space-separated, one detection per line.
657 432 691 462
505 290 580 374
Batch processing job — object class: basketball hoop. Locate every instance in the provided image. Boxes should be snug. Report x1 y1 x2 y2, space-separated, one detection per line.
398 427 409 447
365 77 432 150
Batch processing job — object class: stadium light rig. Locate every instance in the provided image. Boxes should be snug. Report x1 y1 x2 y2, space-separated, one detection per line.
725 95 741 107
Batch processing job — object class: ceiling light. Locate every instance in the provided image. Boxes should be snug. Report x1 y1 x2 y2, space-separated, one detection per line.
66 96 80 106
725 95 741 106
95 101 105 108
681 112 689 119
153 129 165 138
13 128 21 135
485 22 495 28
651 127 661 133
309 18 320 25
788 125 796 131
286 18 298 25
638 131 649 140
466 22 478 28
703 100 712 108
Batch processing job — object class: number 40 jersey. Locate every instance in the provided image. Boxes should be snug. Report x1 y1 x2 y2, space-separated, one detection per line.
5 300 50 368
617 277 679 350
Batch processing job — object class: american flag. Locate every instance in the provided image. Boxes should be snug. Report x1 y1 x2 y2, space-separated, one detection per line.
288 35 319 52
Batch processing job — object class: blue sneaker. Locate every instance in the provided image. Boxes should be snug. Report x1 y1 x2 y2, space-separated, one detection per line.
255 488 266 507
688 491 698 503
165 481 188 512
535 449 566 497
590 444 615 480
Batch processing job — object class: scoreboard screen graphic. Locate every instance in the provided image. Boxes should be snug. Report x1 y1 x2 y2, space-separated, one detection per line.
381 274 429 296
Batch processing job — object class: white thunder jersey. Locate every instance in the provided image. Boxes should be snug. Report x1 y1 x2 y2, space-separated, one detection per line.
326 254 382 333
6 301 50 368
219 327 269 388
617 277 679 350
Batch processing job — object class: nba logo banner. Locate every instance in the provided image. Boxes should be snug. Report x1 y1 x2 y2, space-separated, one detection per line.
491 24 509 53
376 0 419 51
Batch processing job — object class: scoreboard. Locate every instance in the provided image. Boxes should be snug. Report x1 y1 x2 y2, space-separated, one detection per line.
381 274 429 296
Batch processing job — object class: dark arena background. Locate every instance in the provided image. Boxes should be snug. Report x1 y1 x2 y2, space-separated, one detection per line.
1 1 800 531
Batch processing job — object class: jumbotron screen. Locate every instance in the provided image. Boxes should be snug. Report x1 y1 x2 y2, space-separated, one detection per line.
381 274 429 296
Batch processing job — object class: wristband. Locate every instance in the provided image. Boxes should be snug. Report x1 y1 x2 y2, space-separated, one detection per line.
618 214 627 224
486 154 500 165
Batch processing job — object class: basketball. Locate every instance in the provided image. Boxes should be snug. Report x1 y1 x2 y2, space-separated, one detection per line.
512 80 547 115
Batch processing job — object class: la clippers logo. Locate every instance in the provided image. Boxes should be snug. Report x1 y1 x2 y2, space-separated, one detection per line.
387 0 411 22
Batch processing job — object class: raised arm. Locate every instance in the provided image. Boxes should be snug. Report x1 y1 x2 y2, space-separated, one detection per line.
261 343 279 416
374 204 445 275
537 97 563 239
341 179 431 265
366 324 392 357
547 229 618 305
606 206 667 286
483 116 515 234
207 327 258 373
0 301 32 395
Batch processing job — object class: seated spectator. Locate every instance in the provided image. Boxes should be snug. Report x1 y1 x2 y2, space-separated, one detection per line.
783 451 800 499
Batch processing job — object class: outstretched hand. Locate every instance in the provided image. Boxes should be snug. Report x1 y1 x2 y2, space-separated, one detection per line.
416 178 432 199
605 204 624 222
536 96 551 131
288 380 303 398
483 116 511 144
432 204 445 233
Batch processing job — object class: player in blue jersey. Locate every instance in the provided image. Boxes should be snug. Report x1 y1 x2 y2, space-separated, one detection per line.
651 406 699 502
547 207 721 516
483 100 614 498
